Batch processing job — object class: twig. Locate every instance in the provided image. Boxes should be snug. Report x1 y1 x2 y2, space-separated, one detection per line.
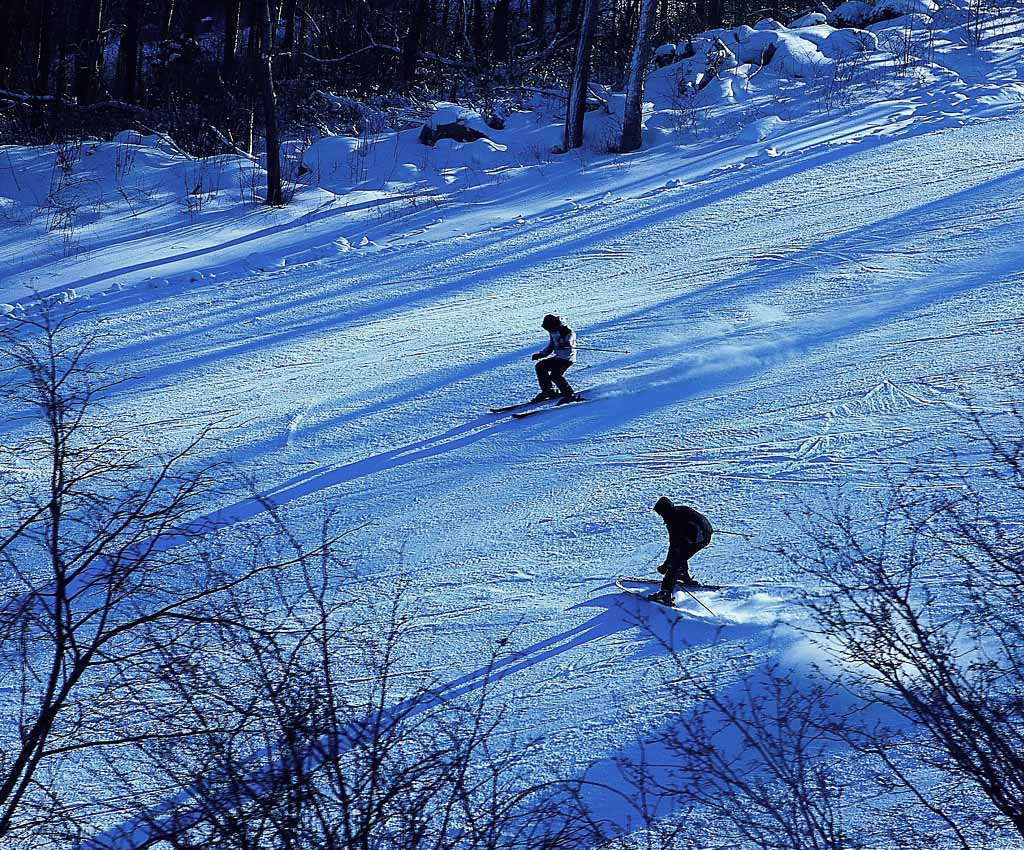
302 39 471 70
136 124 193 159
0 88 149 114
208 125 259 163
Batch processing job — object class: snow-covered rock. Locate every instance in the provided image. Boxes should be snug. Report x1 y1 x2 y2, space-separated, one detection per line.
113 130 147 147
709 38 740 72
791 11 829 26
735 26 833 72
655 42 677 66
828 0 876 27
772 32 831 76
754 17 788 30
675 39 696 58
829 0 934 28
931 3 968 27
702 27 736 41
0 303 15 317
461 138 510 168
867 12 933 32
0 196 19 220
735 29 784 65
875 0 937 17
420 103 492 146
792 23 836 47
822 26 878 55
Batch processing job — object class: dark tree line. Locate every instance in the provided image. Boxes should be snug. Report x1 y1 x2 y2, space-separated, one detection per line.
0 0 803 153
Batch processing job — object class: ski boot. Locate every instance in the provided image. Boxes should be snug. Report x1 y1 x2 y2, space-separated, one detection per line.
555 392 581 406
647 589 675 607
530 390 558 403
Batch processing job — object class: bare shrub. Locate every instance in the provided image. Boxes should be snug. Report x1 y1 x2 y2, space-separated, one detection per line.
0 307 338 845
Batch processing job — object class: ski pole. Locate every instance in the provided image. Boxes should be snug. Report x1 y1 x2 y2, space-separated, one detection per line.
715 529 754 540
575 346 630 354
642 557 718 617
680 586 718 618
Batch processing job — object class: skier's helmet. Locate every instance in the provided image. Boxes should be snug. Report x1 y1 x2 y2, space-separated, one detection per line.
654 496 673 515
541 314 561 331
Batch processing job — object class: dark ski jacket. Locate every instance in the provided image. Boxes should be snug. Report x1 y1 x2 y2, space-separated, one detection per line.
656 501 713 561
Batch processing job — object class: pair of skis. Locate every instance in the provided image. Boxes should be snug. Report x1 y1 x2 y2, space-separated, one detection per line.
616 576 725 616
489 393 589 419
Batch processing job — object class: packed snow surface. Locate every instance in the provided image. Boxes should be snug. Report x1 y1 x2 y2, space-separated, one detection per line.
2 6 1024 847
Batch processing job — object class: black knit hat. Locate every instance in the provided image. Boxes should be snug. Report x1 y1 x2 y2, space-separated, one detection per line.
541 314 561 331
654 496 673 515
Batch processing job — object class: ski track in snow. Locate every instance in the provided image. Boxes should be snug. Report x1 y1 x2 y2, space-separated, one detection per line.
6 80 1024 849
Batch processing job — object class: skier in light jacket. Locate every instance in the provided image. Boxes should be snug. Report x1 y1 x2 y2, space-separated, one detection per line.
531 314 578 404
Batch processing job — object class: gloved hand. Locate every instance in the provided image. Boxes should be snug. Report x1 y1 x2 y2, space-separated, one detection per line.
531 352 543 361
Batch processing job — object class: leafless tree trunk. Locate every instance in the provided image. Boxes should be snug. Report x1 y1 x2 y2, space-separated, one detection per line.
401 0 430 87
116 0 141 101
492 0 511 62
258 0 284 205
33 0 54 95
563 0 598 151
531 0 546 39
73 0 103 103
281 0 299 51
619 0 658 152
159 0 176 40
224 0 242 79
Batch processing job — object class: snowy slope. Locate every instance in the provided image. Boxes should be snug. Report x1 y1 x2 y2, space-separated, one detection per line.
3 10 1024 848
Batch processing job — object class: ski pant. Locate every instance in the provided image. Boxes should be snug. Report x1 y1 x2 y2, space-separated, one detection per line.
535 358 574 396
659 542 705 593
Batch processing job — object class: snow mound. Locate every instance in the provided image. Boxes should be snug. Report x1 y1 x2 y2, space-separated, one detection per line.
830 0 936 27
738 115 787 142
426 103 492 137
655 42 677 61
867 11 934 32
828 0 876 26
734 29 786 65
875 0 938 16
791 11 829 26
823 27 879 56
772 32 832 76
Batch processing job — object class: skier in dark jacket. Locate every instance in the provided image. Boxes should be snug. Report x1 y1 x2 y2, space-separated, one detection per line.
531 314 578 404
649 497 713 606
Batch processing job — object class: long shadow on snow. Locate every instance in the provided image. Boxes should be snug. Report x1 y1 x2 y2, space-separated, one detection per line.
76 164 1024 553
554 213 1024 440
136 163 1024 544
79 124 984 398
23 91 969 315
571 658 914 841
84 588 764 850
282 163 1024 446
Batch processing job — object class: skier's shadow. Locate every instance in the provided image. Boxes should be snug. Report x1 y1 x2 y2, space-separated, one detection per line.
437 589 764 701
